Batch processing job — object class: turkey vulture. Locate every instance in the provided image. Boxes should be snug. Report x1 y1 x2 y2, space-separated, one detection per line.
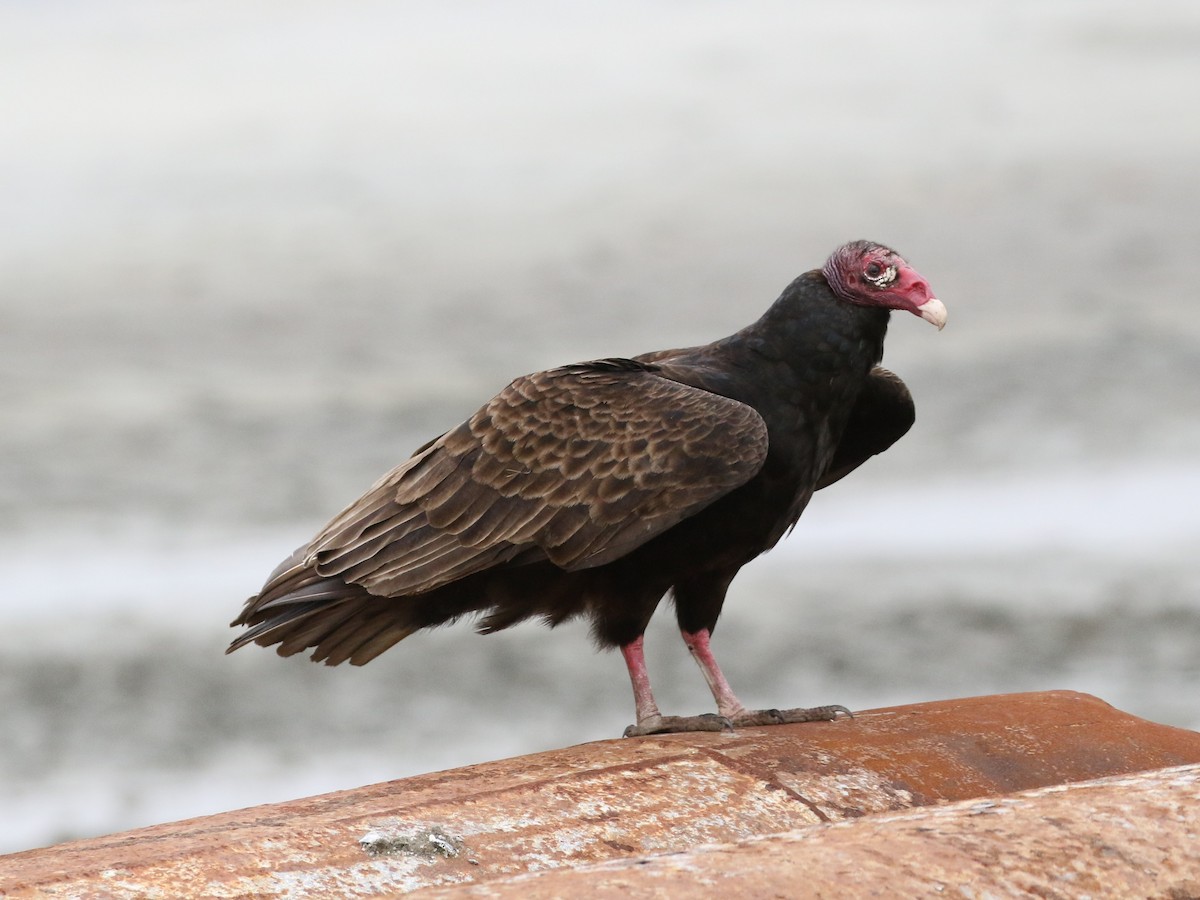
229 240 946 737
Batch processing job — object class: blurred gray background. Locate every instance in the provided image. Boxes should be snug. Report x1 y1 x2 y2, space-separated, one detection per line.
2 0 1198 854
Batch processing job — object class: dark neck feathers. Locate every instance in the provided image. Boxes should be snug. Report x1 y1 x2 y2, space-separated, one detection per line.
734 270 890 371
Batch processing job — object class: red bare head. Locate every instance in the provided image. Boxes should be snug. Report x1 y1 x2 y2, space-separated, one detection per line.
822 240 946 330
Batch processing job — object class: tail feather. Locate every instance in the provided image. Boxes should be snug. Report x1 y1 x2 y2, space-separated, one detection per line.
229 530 558 664
227 555 400 661
345 622 416 666
225 598 331 654
310 608 394 666
275 598 372 657
229 555 426 665
253 578 362 612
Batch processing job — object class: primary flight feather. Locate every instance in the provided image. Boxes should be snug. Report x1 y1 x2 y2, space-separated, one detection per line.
229 240 946 736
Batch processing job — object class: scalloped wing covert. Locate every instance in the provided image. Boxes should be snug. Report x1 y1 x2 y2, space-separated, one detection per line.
295 361 769 599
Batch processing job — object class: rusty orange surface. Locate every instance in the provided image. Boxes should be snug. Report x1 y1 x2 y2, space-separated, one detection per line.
408 763 1200 899
3 691 1199 899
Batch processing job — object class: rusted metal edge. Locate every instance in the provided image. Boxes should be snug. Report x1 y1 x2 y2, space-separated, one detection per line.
3 691 1199 899
407 763 1200 899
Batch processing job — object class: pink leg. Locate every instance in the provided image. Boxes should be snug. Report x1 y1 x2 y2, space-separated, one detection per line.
620 629 851 737
682 627 853 727
620 635 662 724
620 634 733 737
681 628 748 720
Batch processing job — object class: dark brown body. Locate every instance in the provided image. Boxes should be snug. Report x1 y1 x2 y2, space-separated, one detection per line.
229 267 915 665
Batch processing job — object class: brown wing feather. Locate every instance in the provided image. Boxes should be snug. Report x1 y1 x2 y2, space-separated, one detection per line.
291 360 768 600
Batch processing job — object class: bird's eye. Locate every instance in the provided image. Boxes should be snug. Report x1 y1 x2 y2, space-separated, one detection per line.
863 262 897 287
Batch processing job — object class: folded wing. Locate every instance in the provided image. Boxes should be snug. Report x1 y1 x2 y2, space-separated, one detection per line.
817 366 915 490
241 359 769 626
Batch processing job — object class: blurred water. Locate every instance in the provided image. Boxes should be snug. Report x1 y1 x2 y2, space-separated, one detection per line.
2 0 1199 855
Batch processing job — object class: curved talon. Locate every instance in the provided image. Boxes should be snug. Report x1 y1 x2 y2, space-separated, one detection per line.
798 704 855 721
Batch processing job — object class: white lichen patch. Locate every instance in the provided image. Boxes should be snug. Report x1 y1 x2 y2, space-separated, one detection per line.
358 825 463 859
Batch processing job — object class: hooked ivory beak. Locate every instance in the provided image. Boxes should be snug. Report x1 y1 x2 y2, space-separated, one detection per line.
916 296 947 331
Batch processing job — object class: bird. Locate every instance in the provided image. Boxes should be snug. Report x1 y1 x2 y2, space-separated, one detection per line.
228 240 946 737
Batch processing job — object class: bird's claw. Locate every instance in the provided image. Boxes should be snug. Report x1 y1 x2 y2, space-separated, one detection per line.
623 713 734 738
731 704 854 727
624 705 853 736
